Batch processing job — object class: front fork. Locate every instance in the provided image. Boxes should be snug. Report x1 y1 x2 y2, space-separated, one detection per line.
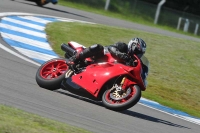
111 77 129 93
120 77 129 90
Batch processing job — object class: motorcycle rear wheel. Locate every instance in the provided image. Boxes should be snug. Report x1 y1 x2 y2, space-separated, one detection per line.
36 58 68 90
102 85 141 111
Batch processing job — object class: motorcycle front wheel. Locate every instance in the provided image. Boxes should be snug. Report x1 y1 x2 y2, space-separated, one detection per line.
36 58 68 90
102 85 141 111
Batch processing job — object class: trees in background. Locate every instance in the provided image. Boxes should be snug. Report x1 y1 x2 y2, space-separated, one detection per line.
63 0 200 16
141 0 200 16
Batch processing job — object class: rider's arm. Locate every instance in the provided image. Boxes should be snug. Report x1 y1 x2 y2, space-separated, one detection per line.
108 42 129 61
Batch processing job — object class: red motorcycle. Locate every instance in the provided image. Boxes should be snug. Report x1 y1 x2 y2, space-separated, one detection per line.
36 41 149 111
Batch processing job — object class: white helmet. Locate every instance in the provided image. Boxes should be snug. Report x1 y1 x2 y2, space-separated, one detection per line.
127 38 146 57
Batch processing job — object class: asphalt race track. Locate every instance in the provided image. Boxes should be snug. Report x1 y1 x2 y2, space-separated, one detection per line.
0 0 199 133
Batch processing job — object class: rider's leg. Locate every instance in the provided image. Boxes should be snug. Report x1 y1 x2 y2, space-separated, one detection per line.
66 44 104 66
41 0 47 4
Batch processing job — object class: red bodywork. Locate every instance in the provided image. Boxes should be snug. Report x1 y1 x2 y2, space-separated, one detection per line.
69 48 146 98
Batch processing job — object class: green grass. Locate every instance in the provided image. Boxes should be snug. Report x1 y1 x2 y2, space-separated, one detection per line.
45 22 200 118
58 0 200 38
0 105 91 133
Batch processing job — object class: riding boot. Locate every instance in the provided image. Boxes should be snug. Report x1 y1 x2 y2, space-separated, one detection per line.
66 48 90 66
66 53 80 70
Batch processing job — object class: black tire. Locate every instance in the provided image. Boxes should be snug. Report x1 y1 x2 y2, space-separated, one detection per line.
102 85 141 111
35 58 68 90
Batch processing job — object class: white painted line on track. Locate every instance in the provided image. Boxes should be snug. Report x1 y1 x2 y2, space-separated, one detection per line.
1 17 45 31
1 32 52 50
18 16 53 24
140 102 200 125
14 47 58 61
0 13 43 66
0 43 40 66
0 23 46 38
0 12 96 24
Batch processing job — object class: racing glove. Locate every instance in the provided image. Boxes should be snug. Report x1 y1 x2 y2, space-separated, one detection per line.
121 54 131 62
126 59 135 66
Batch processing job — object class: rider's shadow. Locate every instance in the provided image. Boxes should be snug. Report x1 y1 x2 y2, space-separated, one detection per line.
121 110 190 129
55 89 102 105
55 89 190 129
13 0 91 19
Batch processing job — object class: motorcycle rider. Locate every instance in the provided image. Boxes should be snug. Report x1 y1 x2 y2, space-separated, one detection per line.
36 0 58 6
66 37 147 67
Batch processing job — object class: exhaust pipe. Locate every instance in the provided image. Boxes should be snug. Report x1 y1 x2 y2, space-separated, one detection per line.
61 43 77 56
